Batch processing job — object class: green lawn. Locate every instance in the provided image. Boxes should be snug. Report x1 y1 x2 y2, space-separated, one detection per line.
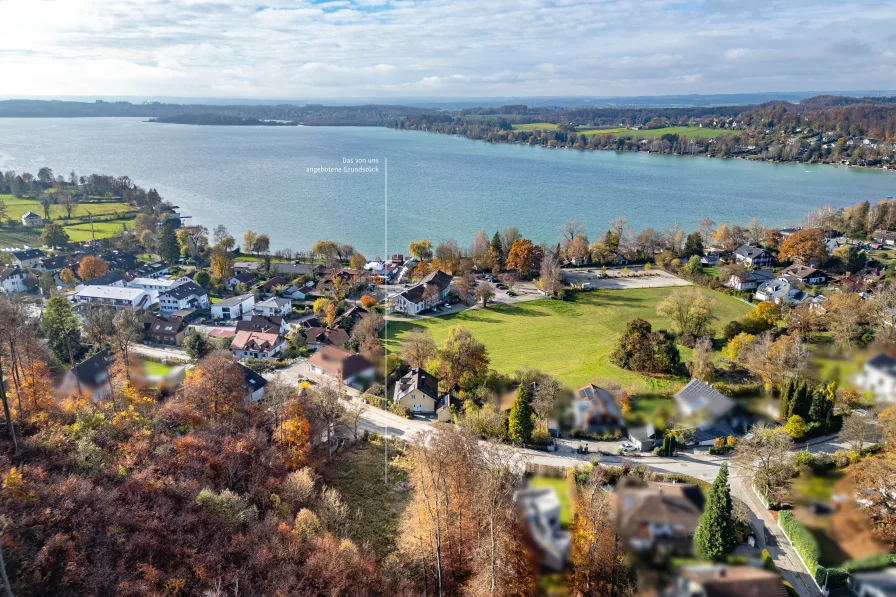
0 227 42 249
142 360 175 376
383 287 751 391
0 193 137 247
62 218 133 242
1 194 136 222
511 122 559 131
529 475 573 528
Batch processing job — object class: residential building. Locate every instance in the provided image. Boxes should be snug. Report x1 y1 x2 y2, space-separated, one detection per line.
231 328 285 359
675 379 747 444
272 261 324 277
872 230 896 246
233 260 263 272
158 281 209 314
239 362 268 401
73 285 155 310
733 244 772 267
11 248 46 268
726 268 774 291
281 284 307 300
855 353 896 402
144 314 189 345
0 267 27 294
127 276 191 292
393 368 452 421
754 279 806 305
131 261 169 279
83 271 126 287
667 565 788 597
58 350 113 401
779 264 827 285
20 211 43 227
304 326 350 350
254 296 292 317
617 481 705 559
260 276 289 295
391 270 452 314
237 315 287 335
227 271 257 291
306 345 374 386
211 294 255 320
628 424 660 452
37 255 70 272
570 383 623 434
849 567 896 597
514 486 571 572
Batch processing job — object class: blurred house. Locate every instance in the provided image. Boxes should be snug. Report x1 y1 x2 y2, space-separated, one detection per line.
617 481 704 560
666 565 787 597
849 567 896 597
855 353 896 402
307 345 374 386
238 362 268 402
675 379 748 446
514 486 571 572
59 350 112 401
570 383 623 434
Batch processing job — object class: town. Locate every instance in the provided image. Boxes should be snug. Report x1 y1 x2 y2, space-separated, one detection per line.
0 167 894 597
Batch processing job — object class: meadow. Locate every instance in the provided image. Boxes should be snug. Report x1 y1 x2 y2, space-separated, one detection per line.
383 287 752 392
0 193 137 247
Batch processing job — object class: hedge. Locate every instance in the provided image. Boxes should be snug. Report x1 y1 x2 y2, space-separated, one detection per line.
778 511 821 578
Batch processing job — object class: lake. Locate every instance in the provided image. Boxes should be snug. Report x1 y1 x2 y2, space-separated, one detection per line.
0 117 893 257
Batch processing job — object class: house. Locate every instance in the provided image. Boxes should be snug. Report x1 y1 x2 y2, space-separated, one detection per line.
254 296 292 318
272 261 324 278
0 267 28 294
393 368 452 421
855 353 896 402
628 424 660 452
233 261 263 272
237 315 287 335
227 271 257 291
779 264 827 286
11 248 46 268
145 314 189 345
872 230 896 246
700 251 720 266
130 261 169 279
617 481 705 559
37 255 70 272
304 326 350 350
726 268 774 291
281 284 307 300
849 567 896 597
238 362 269 401
127 276 191 292
231 328 285 359
20 211 43 227
319 268 362 294
514 486 571 572
211 294 255 320
675 379 747 444
58 350 113 401
391 270 452 314
306 345 374 386
83 271 126 287
570 384 623 434
158 281 209 314
733 245 772 267
260 276 289 295
73 285 155 311
754 280 805 305
668 565 788 597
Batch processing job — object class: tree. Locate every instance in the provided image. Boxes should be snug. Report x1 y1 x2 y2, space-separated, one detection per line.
824 292 869 347
722 332 755 362
610 318 681 375
693 463 737 561
688 337 715 382
745 332 811 392
840 413 877 453
0 198 7 225
656 287 716 337
832 245 867 273
850 454 896 548
183 329 213 361
157 224 180 264
401 330 437 369
41 296 81 366
778 228 827 265
407 239 433 261
880 406 896 449
112 308 143 381
243 229 259 254
82 304 115 349
470 229 490 267
784 414 806 440
312 240 340 268
359 295 377 310
349 253 366 270
210 249 233 281
739 300 781 334
59 267 75 286
39 223 69 249
734 423 793 500
193 269 211 289
77 256 109 281
505 238 543 277
474 283 496 307
59 193 78 219
507 386 534 444
180 350 244 419
682 231 704 257
253 234 270 256
438 326 489 389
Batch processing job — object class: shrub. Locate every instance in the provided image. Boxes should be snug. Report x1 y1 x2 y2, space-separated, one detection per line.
196 488 259 527
778 511 820 576
530 427 553 446
793 450 816 471
387 403 411 418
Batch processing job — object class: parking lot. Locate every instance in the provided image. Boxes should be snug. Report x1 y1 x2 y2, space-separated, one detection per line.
561 267 691 290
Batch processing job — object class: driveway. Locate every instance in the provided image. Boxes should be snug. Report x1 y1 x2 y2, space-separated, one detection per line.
131 343 189 361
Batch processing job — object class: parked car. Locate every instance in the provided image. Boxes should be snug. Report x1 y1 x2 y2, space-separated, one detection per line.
505 290 516 296
620 443 638 452
497 284 507 290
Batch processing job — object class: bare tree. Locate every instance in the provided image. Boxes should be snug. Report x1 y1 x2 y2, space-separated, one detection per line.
401 330 437 369
112 308 143 382
734 423 793 500
344 401 368 440
839 413 879 453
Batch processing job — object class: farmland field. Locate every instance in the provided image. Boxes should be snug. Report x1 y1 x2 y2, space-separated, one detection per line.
511 122 559 131
383 287 751 391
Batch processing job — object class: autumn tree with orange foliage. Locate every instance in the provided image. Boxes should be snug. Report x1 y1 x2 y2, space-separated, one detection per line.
359 295 377 311
778 228 827 265
77 255 109 281
505 238 544 278
180 350 246 420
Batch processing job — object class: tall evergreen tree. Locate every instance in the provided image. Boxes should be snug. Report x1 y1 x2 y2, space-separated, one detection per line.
808 387 830 425
157 224 180 264
779 380 794 419
508 386 534 444
490 231 503 257
792 381 812 419
693 462 737 561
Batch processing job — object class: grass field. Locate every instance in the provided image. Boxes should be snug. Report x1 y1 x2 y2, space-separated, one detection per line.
383 287 751 391
62 219 133 242
142 360 176 376
529 475 573 528
1 194 136 222
511 122 559 131
0 193 137 247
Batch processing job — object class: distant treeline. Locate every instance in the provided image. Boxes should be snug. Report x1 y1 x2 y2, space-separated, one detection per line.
148 114 299 126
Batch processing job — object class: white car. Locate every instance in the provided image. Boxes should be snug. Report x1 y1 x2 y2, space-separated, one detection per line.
620 442 638 452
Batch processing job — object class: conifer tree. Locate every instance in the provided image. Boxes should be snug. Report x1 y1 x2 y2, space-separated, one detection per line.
693 462 737 561
508 386 534 444
779 380 794 418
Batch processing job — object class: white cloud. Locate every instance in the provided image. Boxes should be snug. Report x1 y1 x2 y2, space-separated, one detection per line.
0 0 894 98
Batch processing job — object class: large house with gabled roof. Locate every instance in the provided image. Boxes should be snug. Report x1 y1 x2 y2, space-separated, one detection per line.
391 270 452 314
393 368 453 421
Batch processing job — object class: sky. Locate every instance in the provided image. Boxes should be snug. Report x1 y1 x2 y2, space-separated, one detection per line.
1 0 895 100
